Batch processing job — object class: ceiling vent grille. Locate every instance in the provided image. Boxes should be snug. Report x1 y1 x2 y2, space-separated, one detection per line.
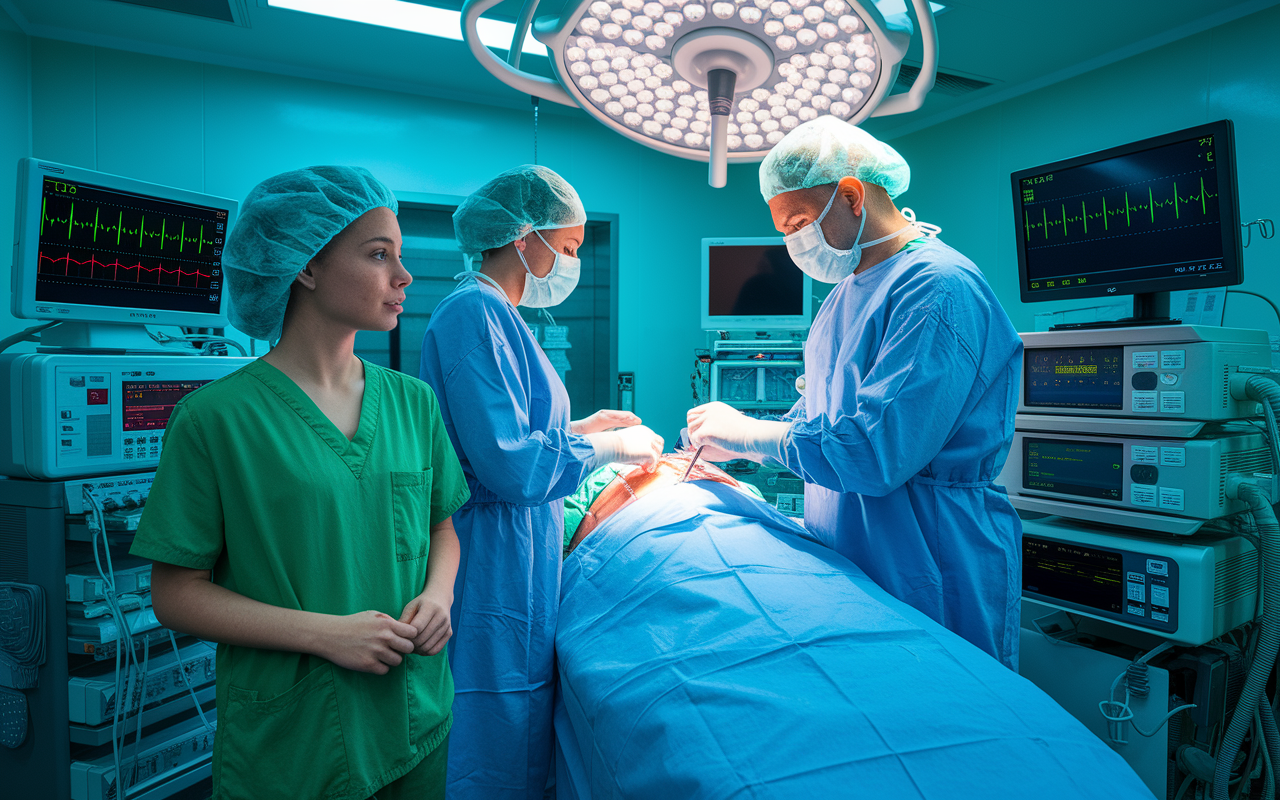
893 63 993 97
104 0 238 24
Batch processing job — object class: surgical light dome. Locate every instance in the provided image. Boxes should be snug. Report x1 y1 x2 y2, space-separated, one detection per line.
462 0 938 187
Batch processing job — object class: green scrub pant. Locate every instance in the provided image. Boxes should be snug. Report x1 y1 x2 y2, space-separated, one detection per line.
368 735 449 800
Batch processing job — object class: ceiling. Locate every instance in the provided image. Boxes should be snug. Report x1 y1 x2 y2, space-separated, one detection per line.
1 0 1277 140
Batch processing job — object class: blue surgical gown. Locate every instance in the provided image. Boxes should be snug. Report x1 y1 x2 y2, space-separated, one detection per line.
777 237 1024 669
419 276 597 800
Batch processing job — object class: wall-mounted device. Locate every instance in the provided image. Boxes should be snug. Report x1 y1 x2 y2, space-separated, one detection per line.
617 372 634 413
11 158 237 350
1021 517 1256 647
701 237 812 332
0 353 250 479
1018 325 1268 420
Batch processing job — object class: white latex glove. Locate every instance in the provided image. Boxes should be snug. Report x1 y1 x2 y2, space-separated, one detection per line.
571 409 642 435
686 401 790 463
585 425 664 470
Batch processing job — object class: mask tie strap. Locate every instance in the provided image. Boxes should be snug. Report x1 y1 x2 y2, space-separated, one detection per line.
900 207 942 238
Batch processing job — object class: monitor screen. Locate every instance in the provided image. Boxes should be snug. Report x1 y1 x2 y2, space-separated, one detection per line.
1023 437 1123 501
1012 120 1242 304
701 238 812 330
13 159 236 328
1022 535 1124 615
35 177 227 315
1024 346 1124 410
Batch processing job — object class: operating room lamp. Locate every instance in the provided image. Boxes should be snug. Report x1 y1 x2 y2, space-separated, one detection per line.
462 0 938 187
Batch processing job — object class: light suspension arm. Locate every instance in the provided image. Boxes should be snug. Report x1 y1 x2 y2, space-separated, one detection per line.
462 0 575 106
506 0 541 70
706 68 737 188
871 0 938 117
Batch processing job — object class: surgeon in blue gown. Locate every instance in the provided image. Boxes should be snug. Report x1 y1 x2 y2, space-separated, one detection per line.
419 165 663 800
688 117 1024 670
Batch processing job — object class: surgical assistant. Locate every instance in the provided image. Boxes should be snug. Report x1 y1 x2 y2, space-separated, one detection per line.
133 167 469 799
688 118 1024 669
419 165 662 800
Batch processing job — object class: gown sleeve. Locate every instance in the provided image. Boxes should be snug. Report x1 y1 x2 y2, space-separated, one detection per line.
779 282 983 497
129 402 225 569
423 388 472 525
443 326 598 507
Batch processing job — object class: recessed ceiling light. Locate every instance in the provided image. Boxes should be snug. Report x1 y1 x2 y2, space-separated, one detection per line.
266 0 548 57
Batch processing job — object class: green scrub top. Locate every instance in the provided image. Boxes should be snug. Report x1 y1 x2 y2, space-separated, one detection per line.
130 358 470 800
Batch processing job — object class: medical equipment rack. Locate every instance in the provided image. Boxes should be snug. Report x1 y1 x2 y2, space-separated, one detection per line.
0 474 216 800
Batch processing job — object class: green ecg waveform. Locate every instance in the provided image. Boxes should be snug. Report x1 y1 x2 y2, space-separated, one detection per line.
1024 176 1217 243
40 198 219 255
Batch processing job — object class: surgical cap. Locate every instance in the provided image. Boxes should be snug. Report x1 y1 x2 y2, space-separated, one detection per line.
224 165 398 341
453 165 586 258
758 116 911 202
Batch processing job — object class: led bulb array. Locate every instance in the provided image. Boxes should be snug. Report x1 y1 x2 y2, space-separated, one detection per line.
562 0 879 153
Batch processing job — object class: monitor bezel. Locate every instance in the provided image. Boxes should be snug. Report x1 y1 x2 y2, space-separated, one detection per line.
11 158 237 328
1010 119 1243 305
700 236 813 331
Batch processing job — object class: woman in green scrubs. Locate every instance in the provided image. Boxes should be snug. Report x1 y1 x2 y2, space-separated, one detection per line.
131 166 469 800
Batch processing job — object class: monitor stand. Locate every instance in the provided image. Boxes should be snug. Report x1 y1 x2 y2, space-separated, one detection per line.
1049 292 1179 331
36 322 194 354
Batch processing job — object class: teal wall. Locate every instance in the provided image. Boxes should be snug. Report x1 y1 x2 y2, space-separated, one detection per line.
0 29 30 338
3 4 1279 436
889 4 1280 337
0 37 778 440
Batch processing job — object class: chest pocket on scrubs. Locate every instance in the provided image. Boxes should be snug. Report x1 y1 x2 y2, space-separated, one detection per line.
392 469 433 562
220 664 349 798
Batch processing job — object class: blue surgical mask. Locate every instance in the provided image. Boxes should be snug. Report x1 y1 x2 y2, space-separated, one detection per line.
516 230 580 307
784 187 918 283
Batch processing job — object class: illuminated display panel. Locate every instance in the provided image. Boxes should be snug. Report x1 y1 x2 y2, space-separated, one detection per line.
1023 437 1123 501
1023 535 1124 614
34 176 227 315
1025 346 1124 409
122 381 210 431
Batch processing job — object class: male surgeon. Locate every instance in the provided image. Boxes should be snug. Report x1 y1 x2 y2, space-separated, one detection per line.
687 117 1024 669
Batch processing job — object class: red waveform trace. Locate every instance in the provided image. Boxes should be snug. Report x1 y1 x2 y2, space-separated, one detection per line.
39 251 214 288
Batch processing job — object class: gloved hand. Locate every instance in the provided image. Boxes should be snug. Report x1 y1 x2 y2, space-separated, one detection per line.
585 425 664 471
686 402 791 463
571 409 642 434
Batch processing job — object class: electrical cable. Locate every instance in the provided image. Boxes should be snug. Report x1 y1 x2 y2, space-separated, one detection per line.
167 629 214 734
0 321 58 354
1099 641 1195 743
88 495 141 798
126 636 152 790
1228 290 1280 334
1242 219 1276 249
1173 772 1195 800
84 488 215 796
1215 381 1280 800
145 330 247 356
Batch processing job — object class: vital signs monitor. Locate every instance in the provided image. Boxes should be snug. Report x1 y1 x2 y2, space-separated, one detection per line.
1011 120 1242 306
11 158 237 330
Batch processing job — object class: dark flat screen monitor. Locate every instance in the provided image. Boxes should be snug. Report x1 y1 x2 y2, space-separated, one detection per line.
1011 120 1242 306
701 237 812 330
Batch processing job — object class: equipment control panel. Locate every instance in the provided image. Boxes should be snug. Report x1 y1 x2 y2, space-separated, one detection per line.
0 353 250 479
1000 428 1268 521
1021 517 1256 646
1019 325 1268 420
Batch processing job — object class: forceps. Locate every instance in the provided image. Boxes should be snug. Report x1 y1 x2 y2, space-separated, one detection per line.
679 445 706 483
